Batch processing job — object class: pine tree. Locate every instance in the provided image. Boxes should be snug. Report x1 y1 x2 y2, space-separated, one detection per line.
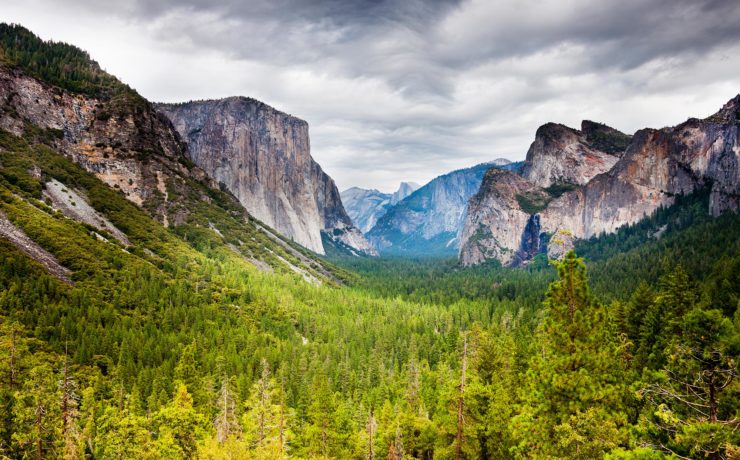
638 307 739 459
12 360 60 460
305 374 337 458
511 252 629 459
243 359 289 457
155 383 202 459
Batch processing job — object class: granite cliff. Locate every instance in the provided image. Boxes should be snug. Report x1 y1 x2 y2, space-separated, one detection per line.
0 24 355 280
0 63 197 227
155 98 375 256
460 97 740 266
521 121 627 188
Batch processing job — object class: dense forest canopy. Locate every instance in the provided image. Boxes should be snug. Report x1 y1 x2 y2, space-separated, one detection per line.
0 125 736 458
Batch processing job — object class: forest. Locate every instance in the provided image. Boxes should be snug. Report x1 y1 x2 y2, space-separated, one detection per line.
0 19 738 460
0 122 738 459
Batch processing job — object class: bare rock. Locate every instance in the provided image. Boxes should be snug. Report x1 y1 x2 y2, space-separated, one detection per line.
521 122 625 188
459 169 549 266
546 229 575 260
155 98 374 256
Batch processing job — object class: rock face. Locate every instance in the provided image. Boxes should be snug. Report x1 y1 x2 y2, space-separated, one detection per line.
541 98 740 237
460 96 740 266
155 98 374 256
390 181 421 205
341 188 391 233
0 64 199 226
43 178 131 246
367 162 495 255
459 169 549 266
546 229 575 261
521 122 626 188
341 182 420 233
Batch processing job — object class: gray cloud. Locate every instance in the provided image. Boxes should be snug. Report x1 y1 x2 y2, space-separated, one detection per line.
4 0 740 191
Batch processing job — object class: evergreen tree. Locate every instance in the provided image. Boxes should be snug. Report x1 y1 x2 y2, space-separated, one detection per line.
511 252 629 459
638 307 739 459
155 383 202 459
214 375 240 443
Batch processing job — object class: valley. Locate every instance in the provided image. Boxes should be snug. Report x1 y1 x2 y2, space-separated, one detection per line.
0 21 737 460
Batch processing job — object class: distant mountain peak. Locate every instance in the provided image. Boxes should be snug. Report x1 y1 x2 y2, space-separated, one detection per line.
390 181 420 205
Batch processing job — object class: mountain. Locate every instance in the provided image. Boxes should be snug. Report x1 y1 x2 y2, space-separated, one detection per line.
341 182 420 233
390 181 420 205
0 23 344 281
488 158 514 167
460 98 740 266
366 162 500 255
520 121 628 188
155 98 375 256
341 187 391 233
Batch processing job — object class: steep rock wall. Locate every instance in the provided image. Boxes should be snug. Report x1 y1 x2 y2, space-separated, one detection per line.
156 98 374 255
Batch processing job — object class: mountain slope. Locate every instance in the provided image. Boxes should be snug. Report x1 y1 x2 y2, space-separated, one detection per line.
0 23 343 280
460 97 740 266
340 182 420 233
366 162 498 255
155 98 375 256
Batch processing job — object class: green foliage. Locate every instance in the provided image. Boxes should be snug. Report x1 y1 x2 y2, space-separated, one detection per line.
515 191 551 214
0 118 737 458
584 125 633 155
544 181 578 198
0 23 135 99
510 253 630 459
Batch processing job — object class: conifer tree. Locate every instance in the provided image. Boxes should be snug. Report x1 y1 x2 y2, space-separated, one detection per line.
155 383 202 459
638 307 739 459
511 252 628 459
214 375 240 443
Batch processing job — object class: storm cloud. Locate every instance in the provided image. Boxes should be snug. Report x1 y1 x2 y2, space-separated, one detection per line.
5 0 740 191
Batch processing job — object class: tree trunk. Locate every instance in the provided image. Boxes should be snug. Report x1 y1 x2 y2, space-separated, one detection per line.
9 328 16 389
455 334 467 460
35 403 44 460
367 409 375 460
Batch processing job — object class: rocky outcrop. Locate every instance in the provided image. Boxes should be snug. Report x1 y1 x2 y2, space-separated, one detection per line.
0 211 73 284
460 95 740 267
546 229 575 260
156 98 374 255
521 122 627 188
367 162 494 255
459 169 549 266
341 182 420 233
0 64 203 226
541 96 740 239
43 178 131 246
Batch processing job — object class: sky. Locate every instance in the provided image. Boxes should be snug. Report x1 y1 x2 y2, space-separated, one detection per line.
5 0 740 192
